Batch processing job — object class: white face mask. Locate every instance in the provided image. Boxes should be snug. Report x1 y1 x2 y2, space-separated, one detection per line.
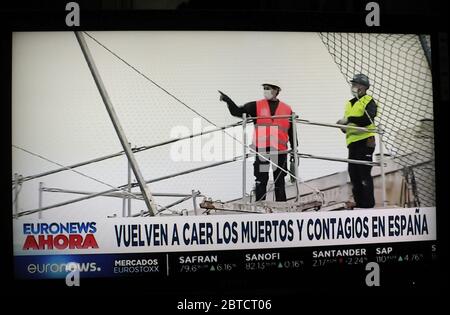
264 90 274 100
351 86 360 98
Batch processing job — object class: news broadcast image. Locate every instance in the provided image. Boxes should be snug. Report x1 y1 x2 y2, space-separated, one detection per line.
10 29 438 293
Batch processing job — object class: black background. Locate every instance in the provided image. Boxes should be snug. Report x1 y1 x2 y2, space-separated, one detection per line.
1 0 448 306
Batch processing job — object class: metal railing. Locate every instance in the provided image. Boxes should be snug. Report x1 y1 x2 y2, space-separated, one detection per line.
13 112 387 218
36 184 203 218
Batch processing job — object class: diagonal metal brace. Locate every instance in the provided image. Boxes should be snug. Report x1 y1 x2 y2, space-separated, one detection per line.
74 31 157 216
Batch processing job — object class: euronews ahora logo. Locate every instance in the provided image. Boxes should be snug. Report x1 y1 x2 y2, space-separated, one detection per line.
22 222 99 251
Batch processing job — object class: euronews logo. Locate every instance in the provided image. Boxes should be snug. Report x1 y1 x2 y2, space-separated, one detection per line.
27 261 101 286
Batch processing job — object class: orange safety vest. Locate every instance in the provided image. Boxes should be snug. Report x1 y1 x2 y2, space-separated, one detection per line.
253 99 292 151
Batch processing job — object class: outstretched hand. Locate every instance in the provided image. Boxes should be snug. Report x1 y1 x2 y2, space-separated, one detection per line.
218 90 231 102
336 118 348 133
336 118 348 125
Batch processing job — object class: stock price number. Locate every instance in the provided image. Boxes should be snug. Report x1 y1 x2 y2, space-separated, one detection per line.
280 260 303 269
245 261 275 271
180 264 206 272
343 256 367 265
312 258 337 267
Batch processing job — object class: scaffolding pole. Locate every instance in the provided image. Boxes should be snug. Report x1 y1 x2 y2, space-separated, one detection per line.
299 153 381 167
379 132 388 207
13 173 19 218
242 113 247 199
192 189 198 216
297 118 378 133
137 194 198 217
122 157 127 217
123 144 132 217
292 113 300 201
38 182 43 219
127 157 132 217
41 187 194 199
75 31 157 216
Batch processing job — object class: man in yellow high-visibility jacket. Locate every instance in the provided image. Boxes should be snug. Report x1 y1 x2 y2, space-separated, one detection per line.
337 74 377 208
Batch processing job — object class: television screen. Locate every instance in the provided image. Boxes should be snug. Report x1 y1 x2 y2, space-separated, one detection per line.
4 2 447 302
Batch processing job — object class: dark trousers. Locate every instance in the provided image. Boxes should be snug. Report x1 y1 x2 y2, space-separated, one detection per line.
253 152 288 201
348 137 376 208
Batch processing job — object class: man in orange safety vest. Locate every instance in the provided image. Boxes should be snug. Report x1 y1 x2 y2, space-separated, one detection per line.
219 82 297 201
